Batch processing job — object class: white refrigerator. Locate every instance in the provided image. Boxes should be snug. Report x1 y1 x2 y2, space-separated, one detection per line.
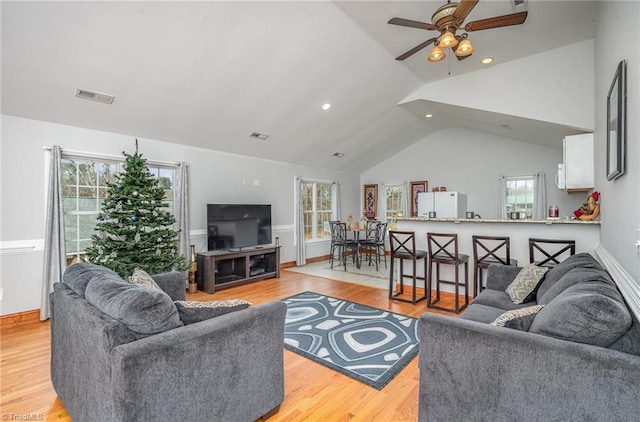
417 192 467 218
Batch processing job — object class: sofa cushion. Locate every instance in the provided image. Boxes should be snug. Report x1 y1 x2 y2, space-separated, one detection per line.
63 262 122 297
458 304 506 324
505 264 548 304
491 305 545 331
535 253 602 302
128 268 161 290
174 299 251 325
537 267 615 306
609 313 640 356
529 281 632 347
471 289 536 311
85 273 183 339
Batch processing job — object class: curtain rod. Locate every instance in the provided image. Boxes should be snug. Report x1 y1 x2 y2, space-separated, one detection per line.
43 146 180 167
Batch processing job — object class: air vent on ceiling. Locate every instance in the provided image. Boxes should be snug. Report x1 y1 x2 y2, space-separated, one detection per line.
75 88 115 104
512 0 527 11
333 152 345 158
249 132 269 140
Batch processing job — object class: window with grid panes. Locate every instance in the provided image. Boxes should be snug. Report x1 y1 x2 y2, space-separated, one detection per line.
61 156 175 263
301 182 333 241
385 184 403 218
505 176 535 218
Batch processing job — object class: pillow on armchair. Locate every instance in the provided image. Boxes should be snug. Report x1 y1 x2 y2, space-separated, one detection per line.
174 299 251 325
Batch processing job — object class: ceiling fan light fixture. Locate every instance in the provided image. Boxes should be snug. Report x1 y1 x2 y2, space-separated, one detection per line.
454 39 474 57
439 30 458 49
428 45 446 62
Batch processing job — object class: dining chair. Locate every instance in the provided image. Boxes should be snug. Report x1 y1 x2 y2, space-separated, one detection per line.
472 235 518 297
329 221 342 269
389 231 427 304
427 232 469 314
529 238 576 267
358 221 387 271
334 222 359 271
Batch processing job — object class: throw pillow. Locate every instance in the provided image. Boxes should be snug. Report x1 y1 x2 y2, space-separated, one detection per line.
491 305 545 331
505 263 549 304
174 299 251 325
129 268 161 290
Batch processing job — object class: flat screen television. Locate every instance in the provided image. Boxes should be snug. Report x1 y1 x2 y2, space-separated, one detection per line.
207 204 272 251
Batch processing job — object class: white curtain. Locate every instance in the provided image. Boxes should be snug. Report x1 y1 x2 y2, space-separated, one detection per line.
174 162 189 282
496 176 508 219
533 172 547 219
379 185 388 219
331 182 341 221
294 177 306 266
41 145 66 320
401 181 409 218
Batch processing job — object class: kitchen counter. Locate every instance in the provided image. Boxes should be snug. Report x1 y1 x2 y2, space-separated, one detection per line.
397 217 600 225
395 217 601 294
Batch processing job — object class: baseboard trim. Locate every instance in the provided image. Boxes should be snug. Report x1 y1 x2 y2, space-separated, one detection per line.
1 309 41 327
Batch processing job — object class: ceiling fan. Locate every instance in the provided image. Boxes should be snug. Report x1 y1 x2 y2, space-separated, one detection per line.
388 0 528 62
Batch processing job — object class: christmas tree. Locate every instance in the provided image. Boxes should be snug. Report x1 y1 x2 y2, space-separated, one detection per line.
85 141 188 277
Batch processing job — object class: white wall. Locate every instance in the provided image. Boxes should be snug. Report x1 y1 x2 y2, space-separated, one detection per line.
402 40 595 131
0 115 361 315
362 127 586 219
594 1 640 281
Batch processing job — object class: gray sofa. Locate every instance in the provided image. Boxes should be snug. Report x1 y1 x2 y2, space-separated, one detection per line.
418 253 640 422
51 262 286 422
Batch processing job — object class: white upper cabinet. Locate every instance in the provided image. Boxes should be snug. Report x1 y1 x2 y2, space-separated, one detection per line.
561 133 594 192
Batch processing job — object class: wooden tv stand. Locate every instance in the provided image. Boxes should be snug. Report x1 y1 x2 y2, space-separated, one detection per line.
196 246 280 294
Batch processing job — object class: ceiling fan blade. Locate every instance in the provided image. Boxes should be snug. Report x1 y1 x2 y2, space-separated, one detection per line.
395 38 438 61
388 17 437 31
452 0 479 22
455 52 473 61
464 11 528 32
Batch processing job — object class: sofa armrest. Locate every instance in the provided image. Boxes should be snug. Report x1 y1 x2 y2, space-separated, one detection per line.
110 301 286 422
418 312 640 422
151 271 186 301
485 263 522 291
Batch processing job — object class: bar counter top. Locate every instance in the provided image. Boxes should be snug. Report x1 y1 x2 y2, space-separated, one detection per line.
397 217 600 225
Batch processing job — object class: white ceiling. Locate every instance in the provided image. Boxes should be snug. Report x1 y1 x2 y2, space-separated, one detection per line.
1 1 597 173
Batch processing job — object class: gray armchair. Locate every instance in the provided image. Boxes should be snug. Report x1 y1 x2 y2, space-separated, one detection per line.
50 263 286 422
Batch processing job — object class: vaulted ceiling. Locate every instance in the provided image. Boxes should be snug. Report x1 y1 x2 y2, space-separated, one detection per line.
1 1 597 173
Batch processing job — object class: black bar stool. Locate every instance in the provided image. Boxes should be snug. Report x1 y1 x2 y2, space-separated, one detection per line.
388 231 427 304
427 233 469 314
529 238 576 267
472 235 518 297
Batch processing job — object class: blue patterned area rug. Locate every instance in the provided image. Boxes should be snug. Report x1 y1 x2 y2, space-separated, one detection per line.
282 291 419 390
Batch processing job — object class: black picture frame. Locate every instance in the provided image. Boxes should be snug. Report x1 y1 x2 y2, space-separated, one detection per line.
606 59 627 181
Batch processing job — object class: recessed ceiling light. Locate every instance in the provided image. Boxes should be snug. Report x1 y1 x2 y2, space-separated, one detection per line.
322 103 331 111
481 57 494 65
425 114 433 118
333 152 345 158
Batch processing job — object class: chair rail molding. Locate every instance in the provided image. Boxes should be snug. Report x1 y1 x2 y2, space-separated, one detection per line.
594 244 640 322
0 239 44 255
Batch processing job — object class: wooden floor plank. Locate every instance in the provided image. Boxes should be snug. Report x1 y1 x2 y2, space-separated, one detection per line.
0 267 462 421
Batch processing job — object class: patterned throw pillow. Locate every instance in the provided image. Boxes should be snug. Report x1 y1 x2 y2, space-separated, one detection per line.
174 299 251 325
491 305 545 331
505 263 549 304
128 268 161 290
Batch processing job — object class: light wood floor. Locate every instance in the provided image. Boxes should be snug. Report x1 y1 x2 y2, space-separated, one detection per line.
0 267 462 421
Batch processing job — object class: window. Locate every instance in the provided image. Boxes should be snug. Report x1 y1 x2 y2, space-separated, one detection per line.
385 184 403 218
505 176 534 218
61 155 175 263
301 182 333 241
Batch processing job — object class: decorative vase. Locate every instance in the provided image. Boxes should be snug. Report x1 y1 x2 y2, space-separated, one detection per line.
188 245 198 293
